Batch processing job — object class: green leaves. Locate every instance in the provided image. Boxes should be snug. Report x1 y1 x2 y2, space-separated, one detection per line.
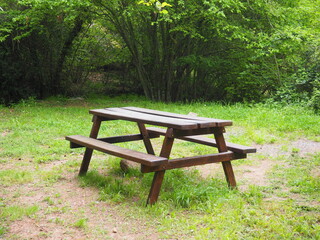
1 0 319 104
0 0 95 105
137 0 172 15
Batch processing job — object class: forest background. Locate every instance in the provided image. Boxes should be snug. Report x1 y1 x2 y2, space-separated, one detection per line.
0 0 319 110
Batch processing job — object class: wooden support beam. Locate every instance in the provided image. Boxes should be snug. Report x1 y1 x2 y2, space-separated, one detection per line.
141 152 246 173
137 123 156 155
213 127 237 188
173 127 217 137
78 116 102 176
147 127 256 154
147 128 174 205
69 132 160 148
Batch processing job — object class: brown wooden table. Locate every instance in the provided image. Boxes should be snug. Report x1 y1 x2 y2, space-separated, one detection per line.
66 107 256 205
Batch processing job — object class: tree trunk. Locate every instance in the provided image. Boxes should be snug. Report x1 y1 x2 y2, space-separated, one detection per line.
53 16 84 94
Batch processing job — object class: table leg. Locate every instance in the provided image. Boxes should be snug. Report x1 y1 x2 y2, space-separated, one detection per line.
147 128 174 205
79 116 102 176
137 123 155 155
213 127 237 188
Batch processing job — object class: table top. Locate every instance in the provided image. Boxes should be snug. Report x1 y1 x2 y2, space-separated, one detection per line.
90 107 232 130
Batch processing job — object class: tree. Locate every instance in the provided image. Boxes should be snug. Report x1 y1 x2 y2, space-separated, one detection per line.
1 0 318 104
0 0 91 105
93 0 320 102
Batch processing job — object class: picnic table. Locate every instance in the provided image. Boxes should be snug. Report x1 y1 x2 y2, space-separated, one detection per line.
66 107 256 205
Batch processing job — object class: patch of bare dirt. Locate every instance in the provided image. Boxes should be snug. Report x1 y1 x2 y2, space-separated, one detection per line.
1 129 11 137
195 163 222 179
236 160 274 190
254 143 287 157
196 139 320 191
9 218 86 240
291 139 320 156
311 168 320 178
3 169 159 240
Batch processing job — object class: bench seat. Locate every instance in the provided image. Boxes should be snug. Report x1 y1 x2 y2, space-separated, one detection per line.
66 135 168 166
146 127 256 154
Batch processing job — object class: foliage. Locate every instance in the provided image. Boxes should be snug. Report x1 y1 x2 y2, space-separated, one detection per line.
0 0 91 105
0 0 320 106
90 0 320 103
62 20 142 97
270 69 320 113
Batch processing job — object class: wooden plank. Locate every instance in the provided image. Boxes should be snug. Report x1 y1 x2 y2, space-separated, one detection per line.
123 107 232 127
137 123 156 155
66 135 168 166
147 127 256 154
173 128 217 137
213 127 237 188
147 171 165 205
147 128 174 205
108 108 205 128
79 115 102 176
69 132 160 148
89 108 200 130
141 152 246 173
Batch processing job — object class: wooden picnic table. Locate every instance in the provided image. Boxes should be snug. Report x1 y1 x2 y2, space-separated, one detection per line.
66 107 256 205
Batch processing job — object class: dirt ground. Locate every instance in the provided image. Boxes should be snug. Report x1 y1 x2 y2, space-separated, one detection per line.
2 139 320 239
197 139 320 188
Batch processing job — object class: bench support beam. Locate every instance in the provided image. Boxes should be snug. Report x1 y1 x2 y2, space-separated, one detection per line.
147 128 174 205
213 128 237 188
141 152 246 173
147 127 256 154
138 123 156 155
79 116 102 176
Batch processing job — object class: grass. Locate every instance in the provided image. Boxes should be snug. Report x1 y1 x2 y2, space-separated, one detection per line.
0 202 39 235
270 152 320 200
0 205 39 221
0 95 319 239
73 218 88 229
0 169 34 186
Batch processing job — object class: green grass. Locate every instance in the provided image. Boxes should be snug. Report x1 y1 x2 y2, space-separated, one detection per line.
0 95 319 239
73 218 88 229
0 169 34 186
1 96 319 159
0 205 39 221
270 152 320 200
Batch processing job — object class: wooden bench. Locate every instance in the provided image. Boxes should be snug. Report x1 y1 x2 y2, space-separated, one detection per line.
66 135 168 167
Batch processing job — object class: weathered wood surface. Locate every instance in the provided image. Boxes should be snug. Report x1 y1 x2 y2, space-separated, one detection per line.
213 127 237 188
147 128 175 205
146 127 256 154
89 107 232 130
138 123 156 155
69 132 160 148
123 106 232 127
66 135 168 166
141 152 246 173
79 116 102 176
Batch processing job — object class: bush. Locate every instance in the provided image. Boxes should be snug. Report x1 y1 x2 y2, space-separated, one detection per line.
0 0 90 105
271 70 320 113
309 82 320 113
